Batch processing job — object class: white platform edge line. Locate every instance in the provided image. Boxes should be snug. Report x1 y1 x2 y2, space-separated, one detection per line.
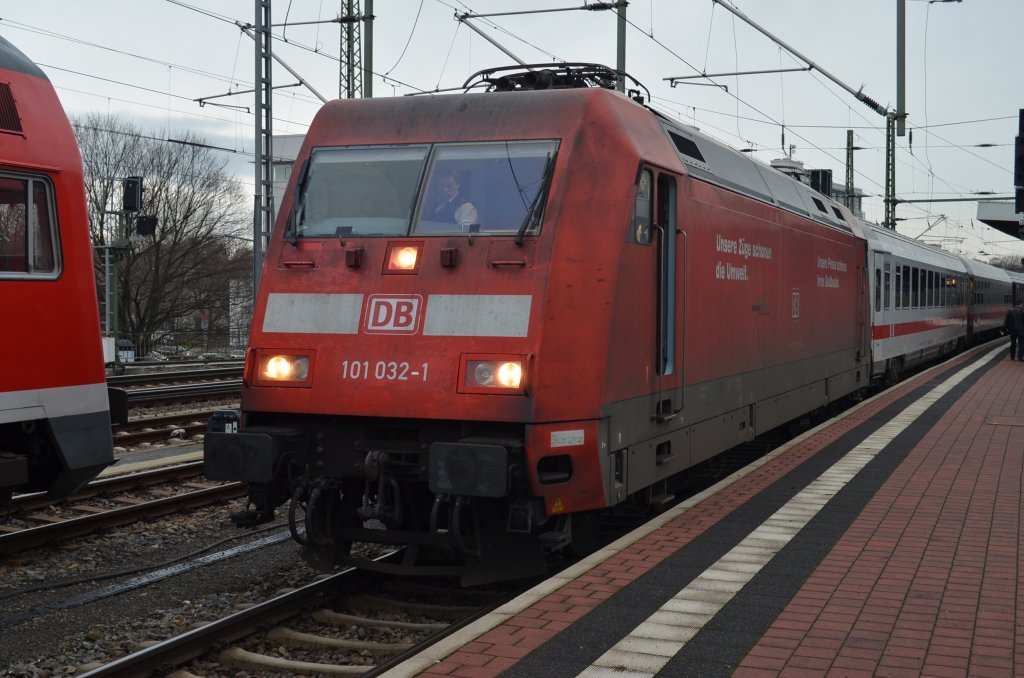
378 342 1004 678
579 344 1001 677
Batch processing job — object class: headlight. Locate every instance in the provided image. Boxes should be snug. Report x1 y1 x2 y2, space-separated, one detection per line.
496 361 523 388
392 246 419 269
258 354 310 382
384 242 422 274
463 357 525 393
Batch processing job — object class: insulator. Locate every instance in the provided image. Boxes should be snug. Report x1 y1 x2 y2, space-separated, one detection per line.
858 93 885 116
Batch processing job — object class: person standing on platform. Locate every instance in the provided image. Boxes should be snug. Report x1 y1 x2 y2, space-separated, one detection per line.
1003 302 1024 360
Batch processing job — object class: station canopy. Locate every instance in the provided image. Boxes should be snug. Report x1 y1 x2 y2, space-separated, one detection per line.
977 201 1023 239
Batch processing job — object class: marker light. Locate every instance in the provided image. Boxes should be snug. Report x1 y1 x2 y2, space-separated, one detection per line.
387 245 420 272
259 354 310 382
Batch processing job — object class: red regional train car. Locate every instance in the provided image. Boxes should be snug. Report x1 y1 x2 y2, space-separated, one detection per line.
205 65 1004 583
0 35 113 500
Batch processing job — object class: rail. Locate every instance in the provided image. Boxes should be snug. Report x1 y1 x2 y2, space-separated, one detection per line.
0 481 244 555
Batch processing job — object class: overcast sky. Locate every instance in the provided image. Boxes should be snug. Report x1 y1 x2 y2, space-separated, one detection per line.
3 0 1021 259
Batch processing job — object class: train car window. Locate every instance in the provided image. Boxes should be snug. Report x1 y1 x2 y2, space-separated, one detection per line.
875 268 882 312
631 169 653 245
31 181 55 271
926 270 933 307
296 145 428 237
902 265 911 308
911 266 919 308
0 181 28 272
811 197 828 214
413 140 559 236
895 265 902 309
919 268 927 308
884 263 892 310
0 174 58 276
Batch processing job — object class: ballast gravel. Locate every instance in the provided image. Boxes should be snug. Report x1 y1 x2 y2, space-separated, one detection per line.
0 496 329 677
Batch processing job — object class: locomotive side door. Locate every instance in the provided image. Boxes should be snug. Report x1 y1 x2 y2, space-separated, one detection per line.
654 171 683 421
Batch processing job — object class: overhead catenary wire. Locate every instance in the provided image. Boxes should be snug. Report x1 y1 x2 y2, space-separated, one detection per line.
439 1 994 232
8 0 1011 250
0 19 251 90
623 7 1006 237
384 0 426 76
168 0 432 94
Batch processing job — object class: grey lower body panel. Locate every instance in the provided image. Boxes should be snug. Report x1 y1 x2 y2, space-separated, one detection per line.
605 349 865 499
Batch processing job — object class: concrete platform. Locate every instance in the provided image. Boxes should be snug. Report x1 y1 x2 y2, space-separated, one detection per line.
380 340 1021 677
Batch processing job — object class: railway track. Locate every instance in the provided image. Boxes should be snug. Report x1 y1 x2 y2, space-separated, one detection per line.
76 555 520 677
2 460 209 514
0 464 244 555
3 411 226 531
106 366 243 386
4 418 819 675
112 410 220 446
113 381 241 408
107 367 243 415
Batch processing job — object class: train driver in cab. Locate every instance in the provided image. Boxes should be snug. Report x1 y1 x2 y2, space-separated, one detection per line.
432 171 478 228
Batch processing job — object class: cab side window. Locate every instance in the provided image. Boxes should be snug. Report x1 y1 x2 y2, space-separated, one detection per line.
0 174 58 276
631 169 653 245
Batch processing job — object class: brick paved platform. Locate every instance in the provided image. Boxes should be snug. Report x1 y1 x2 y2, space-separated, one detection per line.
382 341 1020 678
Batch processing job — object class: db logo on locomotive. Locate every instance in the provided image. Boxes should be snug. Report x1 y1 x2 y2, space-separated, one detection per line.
363 294 423 334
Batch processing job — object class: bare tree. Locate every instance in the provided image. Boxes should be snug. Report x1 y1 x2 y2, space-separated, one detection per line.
75 113 251 355
990 255 1024 273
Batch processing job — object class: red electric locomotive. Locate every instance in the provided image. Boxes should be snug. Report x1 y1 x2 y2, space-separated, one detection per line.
0 35 114 500
203 64 983 583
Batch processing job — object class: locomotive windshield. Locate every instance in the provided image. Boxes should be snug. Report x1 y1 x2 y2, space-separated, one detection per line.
295 145 428 237
293 140 558 238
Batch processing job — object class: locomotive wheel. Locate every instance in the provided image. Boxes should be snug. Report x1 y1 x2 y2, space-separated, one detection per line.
301 487 360 569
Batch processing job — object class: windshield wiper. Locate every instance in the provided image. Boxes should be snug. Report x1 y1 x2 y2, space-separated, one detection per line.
514 152 555 246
